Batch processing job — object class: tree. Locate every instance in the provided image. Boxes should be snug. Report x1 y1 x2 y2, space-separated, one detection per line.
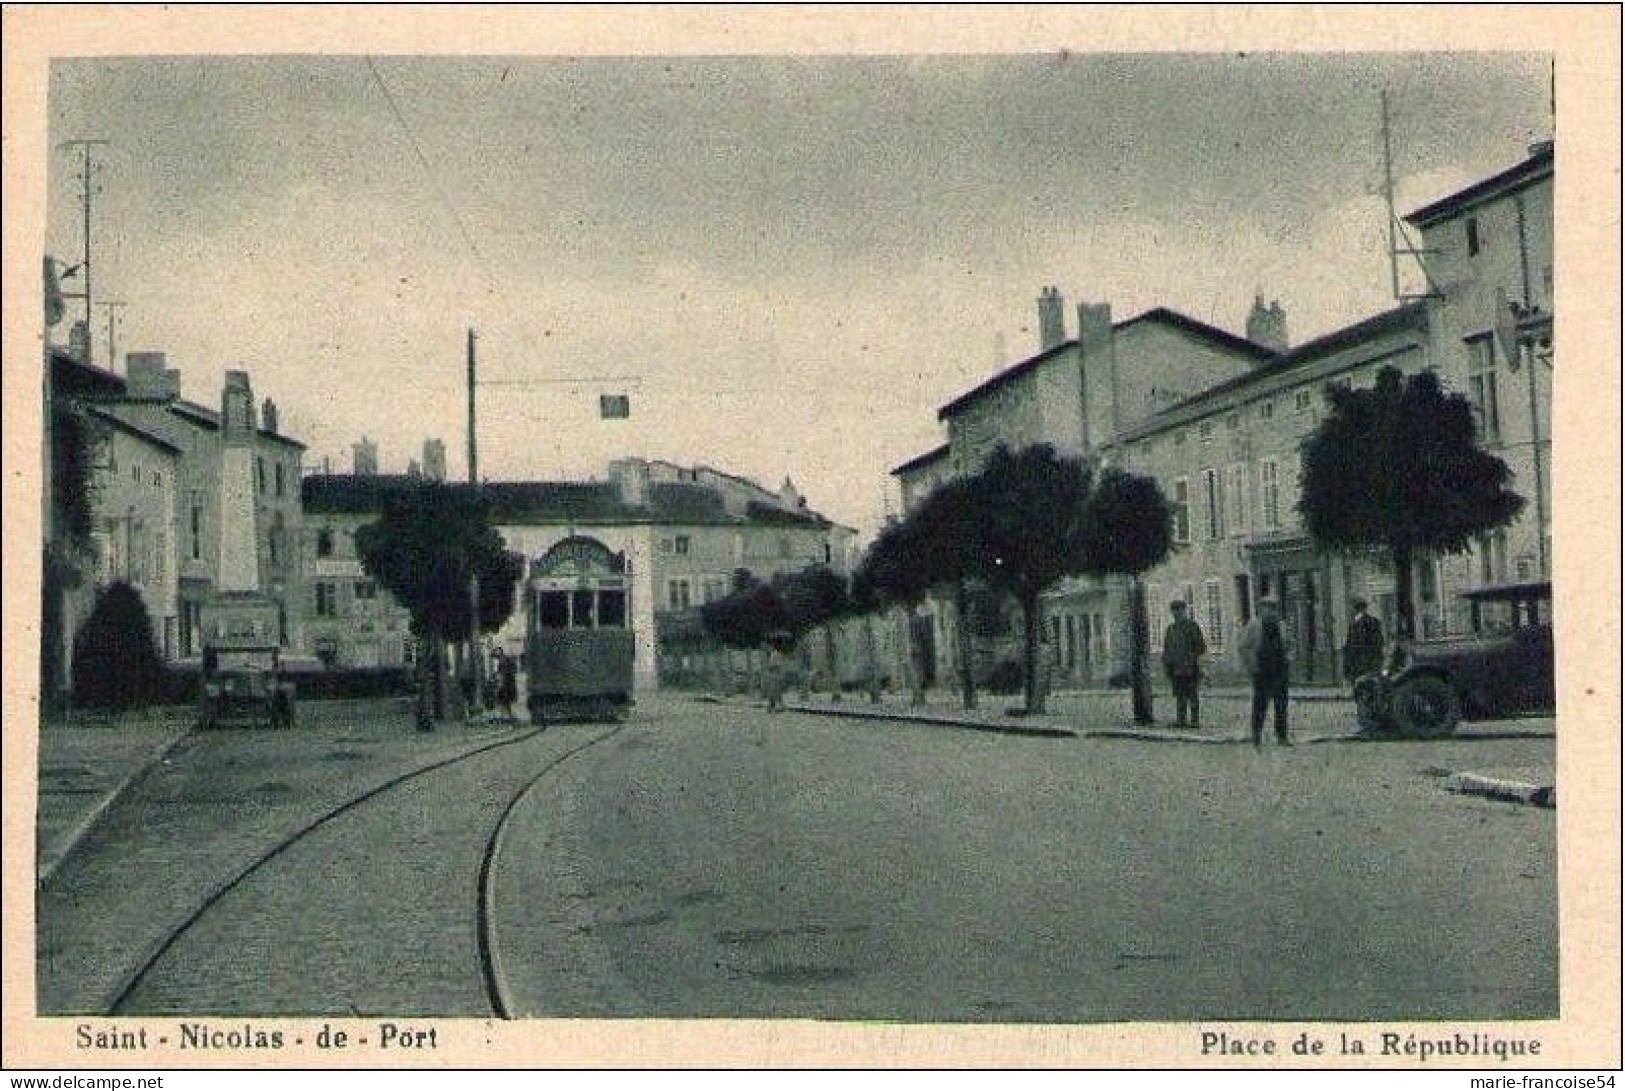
853 514 937 704
1299 366 1524 641
976 444 1098 714
909 476 991 709
773 564 850 698
699 570 790 697
1079 467 1174 725
354 480 523 726
71 581 168 711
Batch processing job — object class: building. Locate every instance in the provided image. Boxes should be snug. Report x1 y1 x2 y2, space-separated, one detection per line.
892 290 1274 688
1120 302 1434 683
42 347 308 706
1407 141 1554 595
299 455 856 692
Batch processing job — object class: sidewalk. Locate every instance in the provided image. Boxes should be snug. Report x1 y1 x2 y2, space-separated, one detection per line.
36 715 195 884
691 687 1557 807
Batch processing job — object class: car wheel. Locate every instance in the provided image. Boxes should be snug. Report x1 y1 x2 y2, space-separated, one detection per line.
1392 675 1461 738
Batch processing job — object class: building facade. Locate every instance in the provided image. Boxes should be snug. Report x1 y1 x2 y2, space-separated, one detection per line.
1408 141 1554 596
1120 303 1435 683
299 456 856 692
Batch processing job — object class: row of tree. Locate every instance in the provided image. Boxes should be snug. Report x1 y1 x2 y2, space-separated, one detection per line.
700 444 1174 717
695 365 1524 722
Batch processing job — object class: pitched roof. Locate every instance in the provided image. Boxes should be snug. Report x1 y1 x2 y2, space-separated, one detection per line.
936 308 1272 421
301 473 839 530
1113 307 1277 361
50 350 127 400
85 405 184 455
890 443 951 477
170 398 305 448
1404 143 1553 227
1118 301 1429 441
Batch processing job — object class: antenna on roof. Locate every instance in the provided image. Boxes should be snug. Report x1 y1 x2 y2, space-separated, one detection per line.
1381 89 1442 302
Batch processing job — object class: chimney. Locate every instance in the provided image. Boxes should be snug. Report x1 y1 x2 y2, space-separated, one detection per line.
352 437 379 476
126 352 181 399
261 398 279 435
1246 295 1289 353
1038 285 1067 351
608 457 650 507
407 458 422 478
422 438 447 482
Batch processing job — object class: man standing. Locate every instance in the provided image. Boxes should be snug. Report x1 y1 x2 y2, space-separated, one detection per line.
1342 598 1385 688
1161 600 1207 728
1240 598 1292 748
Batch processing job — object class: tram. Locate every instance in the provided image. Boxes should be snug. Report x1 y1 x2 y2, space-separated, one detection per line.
523 536 636 725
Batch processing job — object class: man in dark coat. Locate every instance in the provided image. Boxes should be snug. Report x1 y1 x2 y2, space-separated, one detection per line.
1342 598 1385 689
1161 600 1207 728
1240 598 1292 747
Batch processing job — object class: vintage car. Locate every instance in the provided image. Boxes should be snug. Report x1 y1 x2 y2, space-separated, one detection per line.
1354 581 1554 737
195 593 298 729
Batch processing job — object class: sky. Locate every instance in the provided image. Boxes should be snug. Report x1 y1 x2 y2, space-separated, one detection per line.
45 53 1553 537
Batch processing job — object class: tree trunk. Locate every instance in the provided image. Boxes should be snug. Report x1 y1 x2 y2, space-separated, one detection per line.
823 622 840 700
1021 591 1043 714
955 578 977 710
1392 540 1417 644
904 603 925 706
864 614 881 703
1129 578 1154 725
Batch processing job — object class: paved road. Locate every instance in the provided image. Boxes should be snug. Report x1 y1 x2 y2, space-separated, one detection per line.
37 695 1555 1021
494 697 1556 1022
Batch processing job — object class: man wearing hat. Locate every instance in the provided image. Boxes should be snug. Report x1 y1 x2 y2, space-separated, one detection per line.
1161 599 1207 728
1239 597 1292 747
1342 598 1385 691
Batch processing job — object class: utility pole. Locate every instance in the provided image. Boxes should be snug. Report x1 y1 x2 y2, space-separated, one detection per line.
58 139 110 361
467 327 484 714
1380 93 1439 302
97 300 126 372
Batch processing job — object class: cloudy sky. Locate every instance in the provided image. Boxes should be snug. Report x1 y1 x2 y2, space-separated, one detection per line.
46 52 1552 535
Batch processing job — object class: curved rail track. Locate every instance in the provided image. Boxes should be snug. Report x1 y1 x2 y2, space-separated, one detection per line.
105 721 625 1017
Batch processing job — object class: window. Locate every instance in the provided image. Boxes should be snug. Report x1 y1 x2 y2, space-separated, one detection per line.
660 538 673 553
1204 580 1225 649
354 580 377 601
1226 412 1240 430
1259 400 1274 421
535 591 568 629
1171 478 1190 543
1466 334 1501 443
274 461 285 497
1295 389 1313 412
667 579 691 612
191 504 203 560
1174 430 1187 447
778 536 792 559
824 542 832 564
314 581 337 618
1260 458 1281 530
1198 421 1213 442
702 577 727 604
316 528 335 557
256 456 266 494
1465 216 1480 256
674 535 690 556
1202 468 1224 540
598 589 627 628
1226 463 1249 536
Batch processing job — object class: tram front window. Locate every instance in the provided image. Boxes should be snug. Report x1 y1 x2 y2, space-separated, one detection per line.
537 591 569 630
571 589 596 628
598 589 627 628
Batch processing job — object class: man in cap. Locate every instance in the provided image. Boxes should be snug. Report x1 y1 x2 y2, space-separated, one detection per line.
1161 600 1207 728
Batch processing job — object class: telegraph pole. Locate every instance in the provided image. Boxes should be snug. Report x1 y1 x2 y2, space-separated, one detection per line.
58 139 110 360
467 327 484 713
